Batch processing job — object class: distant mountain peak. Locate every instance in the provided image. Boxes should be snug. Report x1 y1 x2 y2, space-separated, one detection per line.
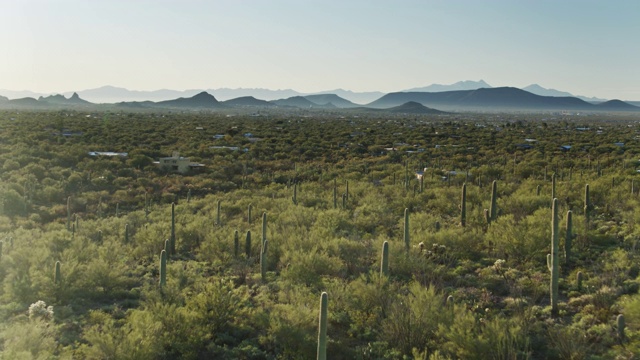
36 93 90 105
387 101 445 114
154 91 220 108
192 91 217 101
405 80 492 93
521 84 608 102
522 84 573 98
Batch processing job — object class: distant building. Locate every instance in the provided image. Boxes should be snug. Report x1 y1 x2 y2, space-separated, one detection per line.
515 144 534 150
88 151 128 157
157 152 202 173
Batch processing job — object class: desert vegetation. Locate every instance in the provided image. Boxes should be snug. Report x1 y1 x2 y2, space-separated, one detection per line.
1 109 640 359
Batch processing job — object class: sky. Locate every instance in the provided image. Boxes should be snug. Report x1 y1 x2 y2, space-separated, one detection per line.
1 0 639 100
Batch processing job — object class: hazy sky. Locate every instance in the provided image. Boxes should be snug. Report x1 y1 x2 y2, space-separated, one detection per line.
1 0 639 99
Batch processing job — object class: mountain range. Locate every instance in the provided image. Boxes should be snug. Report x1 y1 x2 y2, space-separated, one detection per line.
367 87 636 112
1 86 638 113
0 80 616 105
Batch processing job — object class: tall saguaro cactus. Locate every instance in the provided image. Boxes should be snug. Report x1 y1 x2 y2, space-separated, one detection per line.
565 210 573 265
489 180 498 222
245 231 252 257
618 314 626 340
333 179 337 209
170 203 176 254
292 183 298 205
260 240 268 282
404 161 409 190
234 230 239 257
548 198 560 317
261 212 267 246
144 192 150 218
0 240 3 262
345 180 349 202
66 196 71 231
380 241 389 277
216 200 221 226
159 249 167 288
403 208 410 251
460 183 467 227
317 292 328 360
54 261 61 285
584 184 591 230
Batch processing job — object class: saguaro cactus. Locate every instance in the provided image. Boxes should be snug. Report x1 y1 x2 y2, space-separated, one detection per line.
54 261 61 285
245 231 252 257
576 271 583 291
170 203 176 254
404 208 410 251
617 314 625 340
116 202 119 218
124 223 129 243
584 184 591 230
404 161 409 190
345 180 349 201
144 192 149 218
551 173 556 201
489 180 498 222
380 241 389 277
460 183 467 227
187 188 191 203
260 240 268 282
261 212 267 246
317 292 328 360
548 198 560 317
565 210 573 265
536 185 541 196
234 230 239 257
66 196 71 231
248 204 253 225
292 183 298 205
216 200 221 226
0 240 3 262
333 179 337 209
164 239 170 256
159 250 167 287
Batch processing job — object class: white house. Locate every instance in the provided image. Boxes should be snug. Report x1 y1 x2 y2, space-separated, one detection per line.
158 152 192 173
